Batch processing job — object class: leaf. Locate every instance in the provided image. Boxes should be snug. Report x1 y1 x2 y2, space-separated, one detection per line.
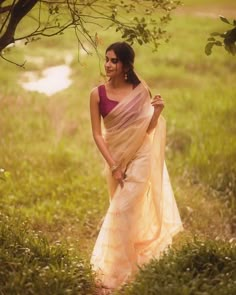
225 43 236 55
137 39 143 45
207 37 215 42
219 15 230 24
214 41 222 46
205 42 214 55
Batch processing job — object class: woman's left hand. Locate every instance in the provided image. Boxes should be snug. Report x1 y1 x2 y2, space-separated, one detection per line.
151 94 165 113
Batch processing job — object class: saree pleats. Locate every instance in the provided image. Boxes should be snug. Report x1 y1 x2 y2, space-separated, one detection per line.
90 82 183 290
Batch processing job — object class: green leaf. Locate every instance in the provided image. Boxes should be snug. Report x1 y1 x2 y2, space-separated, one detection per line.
219 15 230 24
137 39 143 45
205 42 214 55
225 43 236 55
214 41 222 46
207 37 215 42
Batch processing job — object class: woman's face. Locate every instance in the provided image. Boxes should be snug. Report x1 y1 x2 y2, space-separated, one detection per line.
105 50 125 79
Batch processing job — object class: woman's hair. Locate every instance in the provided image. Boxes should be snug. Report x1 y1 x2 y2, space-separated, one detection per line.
106 42 141 86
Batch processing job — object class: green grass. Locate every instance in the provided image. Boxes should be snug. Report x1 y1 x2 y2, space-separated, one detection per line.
0 213 95 295
0 0 236 293
119 238 236 295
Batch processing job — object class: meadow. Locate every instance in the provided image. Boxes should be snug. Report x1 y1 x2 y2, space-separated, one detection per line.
0 0 236 294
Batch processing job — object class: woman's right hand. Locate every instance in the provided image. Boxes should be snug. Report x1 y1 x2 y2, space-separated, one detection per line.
151 94 165 113
112 168 125 188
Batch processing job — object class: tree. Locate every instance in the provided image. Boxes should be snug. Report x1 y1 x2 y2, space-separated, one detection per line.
205 15 236 56
0 0 180 66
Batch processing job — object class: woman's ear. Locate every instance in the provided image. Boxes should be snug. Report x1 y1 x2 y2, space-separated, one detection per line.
124 66 130 73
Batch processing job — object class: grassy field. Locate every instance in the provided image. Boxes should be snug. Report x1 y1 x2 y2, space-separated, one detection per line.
0 0 236 294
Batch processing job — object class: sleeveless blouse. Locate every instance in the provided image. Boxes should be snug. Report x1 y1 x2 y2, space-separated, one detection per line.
98 85 119 118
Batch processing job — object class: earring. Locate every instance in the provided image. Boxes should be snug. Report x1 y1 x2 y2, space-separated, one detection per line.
124 73 128 80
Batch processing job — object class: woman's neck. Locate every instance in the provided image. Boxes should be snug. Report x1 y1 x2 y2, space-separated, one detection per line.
108 77 130 89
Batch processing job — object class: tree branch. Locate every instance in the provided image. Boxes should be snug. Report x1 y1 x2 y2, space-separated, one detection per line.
0 0 16 34
0 0 39 52
0 5 11 14
0 0 181 65
0 52 26 67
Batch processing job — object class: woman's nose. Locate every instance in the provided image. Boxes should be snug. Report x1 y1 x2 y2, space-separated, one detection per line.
106 59 112 67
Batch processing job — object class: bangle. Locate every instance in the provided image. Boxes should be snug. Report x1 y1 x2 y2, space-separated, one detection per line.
110 163 119 173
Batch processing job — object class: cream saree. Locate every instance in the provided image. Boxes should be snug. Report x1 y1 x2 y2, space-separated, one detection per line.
90 82 183 290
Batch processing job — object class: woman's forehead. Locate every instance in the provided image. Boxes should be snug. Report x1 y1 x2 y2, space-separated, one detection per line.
105 50 117 58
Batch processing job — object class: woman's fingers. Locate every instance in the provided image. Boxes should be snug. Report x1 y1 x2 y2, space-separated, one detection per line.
151 100 164 105
152 104 164 109
152 97 164 102
119 173 126 188
119 179 124 188
112 169 126 188
151 94 164 109
116 176 124 188
153 94 162 99
152 96 164 102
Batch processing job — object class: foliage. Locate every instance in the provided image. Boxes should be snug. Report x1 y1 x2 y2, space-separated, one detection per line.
0 0 181 66
205 16 236 56
120 238 236 295
0 213 95 295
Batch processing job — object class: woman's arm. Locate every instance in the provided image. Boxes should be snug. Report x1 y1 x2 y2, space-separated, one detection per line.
89 88 116 167
146 94 165 134
89 88 125 187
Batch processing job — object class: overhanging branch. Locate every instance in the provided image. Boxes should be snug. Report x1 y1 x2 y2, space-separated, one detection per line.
0 0 39 51
0 0 181 66
0 5 11 13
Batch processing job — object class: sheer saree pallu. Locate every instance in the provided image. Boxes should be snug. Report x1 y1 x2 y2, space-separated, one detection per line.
90 82 183 290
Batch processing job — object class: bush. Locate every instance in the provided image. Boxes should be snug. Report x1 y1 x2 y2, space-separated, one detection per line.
0 213 95 295
121 238 236 295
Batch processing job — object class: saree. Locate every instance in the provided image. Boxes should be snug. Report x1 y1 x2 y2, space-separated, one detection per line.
90 82 183 290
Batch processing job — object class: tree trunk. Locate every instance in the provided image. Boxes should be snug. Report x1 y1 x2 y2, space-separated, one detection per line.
0 0 39 52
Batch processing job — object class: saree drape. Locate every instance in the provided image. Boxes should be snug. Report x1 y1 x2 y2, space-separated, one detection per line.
90 82 183 290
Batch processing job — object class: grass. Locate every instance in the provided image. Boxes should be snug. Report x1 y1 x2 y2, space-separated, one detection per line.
0 0 236 293
0 213 96 295
119 237 236 295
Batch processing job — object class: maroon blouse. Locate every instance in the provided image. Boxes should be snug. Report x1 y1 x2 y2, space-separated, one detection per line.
98 85 119 118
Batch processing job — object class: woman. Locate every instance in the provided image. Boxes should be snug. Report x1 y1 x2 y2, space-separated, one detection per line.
89 42 183 294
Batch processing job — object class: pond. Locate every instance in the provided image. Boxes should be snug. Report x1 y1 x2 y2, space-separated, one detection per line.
20 64 72 96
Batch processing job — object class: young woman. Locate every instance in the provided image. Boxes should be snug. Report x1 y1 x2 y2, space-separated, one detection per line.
90 42 183 294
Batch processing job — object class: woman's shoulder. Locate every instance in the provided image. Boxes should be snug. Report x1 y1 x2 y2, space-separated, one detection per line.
90 83 105 93
90 84 105 103
90 86 99 103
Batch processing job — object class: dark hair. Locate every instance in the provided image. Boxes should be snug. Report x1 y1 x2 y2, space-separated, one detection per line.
106 42 140 86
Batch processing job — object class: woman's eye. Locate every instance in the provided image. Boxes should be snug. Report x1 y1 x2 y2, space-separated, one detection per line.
111 58 119 64
105 57 119 64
